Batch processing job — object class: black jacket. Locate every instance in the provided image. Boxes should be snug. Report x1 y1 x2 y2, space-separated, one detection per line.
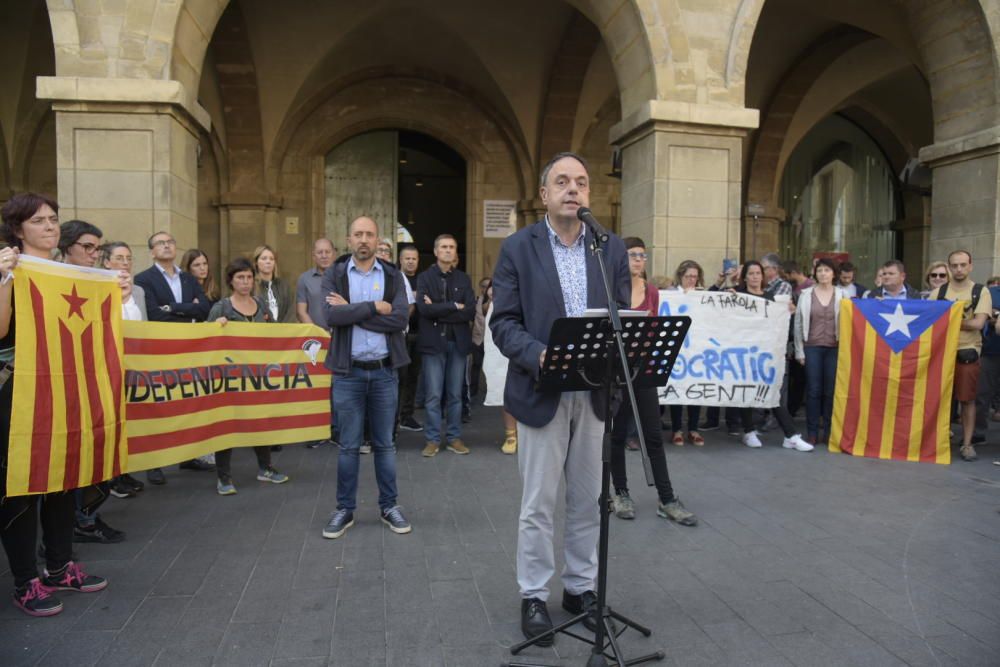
134 265 211 322
415 264 476 355
321 255 410 375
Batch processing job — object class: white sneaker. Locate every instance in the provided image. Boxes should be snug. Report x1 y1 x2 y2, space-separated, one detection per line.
742 431 763 448
783 434 814 452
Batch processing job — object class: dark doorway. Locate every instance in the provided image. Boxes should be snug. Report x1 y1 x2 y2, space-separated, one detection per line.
397 131 466 270
326 130 466 270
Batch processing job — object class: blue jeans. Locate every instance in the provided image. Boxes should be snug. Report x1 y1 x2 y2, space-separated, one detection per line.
804 346 838 437
422 341 466 444
332 364 399 511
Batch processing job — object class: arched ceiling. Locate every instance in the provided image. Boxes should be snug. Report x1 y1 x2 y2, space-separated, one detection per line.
205 0 595 165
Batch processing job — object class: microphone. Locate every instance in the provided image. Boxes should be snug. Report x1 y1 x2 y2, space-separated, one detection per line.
577 207 609 244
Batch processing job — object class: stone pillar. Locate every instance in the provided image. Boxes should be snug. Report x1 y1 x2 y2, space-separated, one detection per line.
37 77 210 272
217 192 283 264
920 128 1000 279
611 102 759 282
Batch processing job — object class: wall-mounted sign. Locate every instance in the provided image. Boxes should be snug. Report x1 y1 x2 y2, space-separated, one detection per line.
484 200 517 238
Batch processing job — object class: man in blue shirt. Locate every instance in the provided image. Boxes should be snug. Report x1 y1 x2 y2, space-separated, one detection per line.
320 216 411 539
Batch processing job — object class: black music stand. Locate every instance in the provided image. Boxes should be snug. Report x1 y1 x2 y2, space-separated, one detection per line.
508 313 690 667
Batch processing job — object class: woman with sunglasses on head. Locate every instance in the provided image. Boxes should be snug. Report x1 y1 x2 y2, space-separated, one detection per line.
209 257 289 495
921 261 951 299
608 239 697 526
0 194 107 617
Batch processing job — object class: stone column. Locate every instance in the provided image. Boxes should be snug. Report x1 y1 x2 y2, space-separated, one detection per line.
919 128 1000 279
37 77 210 272
611 102 759 281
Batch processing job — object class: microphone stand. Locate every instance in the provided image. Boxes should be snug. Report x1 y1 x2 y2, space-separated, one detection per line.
509 213 664 667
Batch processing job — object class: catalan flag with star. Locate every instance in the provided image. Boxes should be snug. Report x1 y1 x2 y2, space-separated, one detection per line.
7 255 125 495
830 298 962 464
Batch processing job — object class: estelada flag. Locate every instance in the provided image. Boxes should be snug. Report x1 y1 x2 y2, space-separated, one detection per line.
122 321 332 472
829 298 962 464
7 256 125 495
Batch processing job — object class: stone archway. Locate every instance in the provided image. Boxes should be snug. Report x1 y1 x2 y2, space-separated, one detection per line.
243 74 530 283
170 0 657 118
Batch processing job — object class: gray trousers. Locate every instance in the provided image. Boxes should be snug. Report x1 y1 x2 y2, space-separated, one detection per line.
516 391 603 600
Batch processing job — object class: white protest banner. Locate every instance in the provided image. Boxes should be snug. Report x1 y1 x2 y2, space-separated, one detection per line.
657 291 789 407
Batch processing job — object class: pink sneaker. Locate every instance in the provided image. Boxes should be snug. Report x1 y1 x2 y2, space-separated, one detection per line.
42 561 107 593
13 578 63 617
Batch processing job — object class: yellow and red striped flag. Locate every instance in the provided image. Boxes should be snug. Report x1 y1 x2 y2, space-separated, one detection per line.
829 298 962 464
123 321 332 472
7 256 125 495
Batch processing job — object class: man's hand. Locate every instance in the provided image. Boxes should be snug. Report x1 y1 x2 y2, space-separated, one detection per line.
539 347 547 368
455 302 465 309
326 292 348 306
423 294 432 304
374 300 392 315
217 317 229 327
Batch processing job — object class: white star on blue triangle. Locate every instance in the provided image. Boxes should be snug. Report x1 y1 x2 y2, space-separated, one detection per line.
855 299 952 354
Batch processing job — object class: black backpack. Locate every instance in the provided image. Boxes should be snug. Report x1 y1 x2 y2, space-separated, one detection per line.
936 283 983 312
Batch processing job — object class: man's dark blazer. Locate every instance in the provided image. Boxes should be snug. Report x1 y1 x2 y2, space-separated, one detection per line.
134 265 211 322
489 220 629 428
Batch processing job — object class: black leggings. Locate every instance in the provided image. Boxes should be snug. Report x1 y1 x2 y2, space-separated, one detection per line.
215 447 270 479
611 386 676 504
0 378 75 587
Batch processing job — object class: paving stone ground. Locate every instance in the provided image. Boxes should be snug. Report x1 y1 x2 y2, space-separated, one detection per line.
1 405 999 667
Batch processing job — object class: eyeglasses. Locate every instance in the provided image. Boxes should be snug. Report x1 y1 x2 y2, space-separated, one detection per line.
73 242 100 254
151 239 176 247
628 252 647 260
929 272 947 279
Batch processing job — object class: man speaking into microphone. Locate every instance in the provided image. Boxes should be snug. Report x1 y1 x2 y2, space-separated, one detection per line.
490 152 629 643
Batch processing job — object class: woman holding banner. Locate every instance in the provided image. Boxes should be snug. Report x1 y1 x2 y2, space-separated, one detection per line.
0 193 107 617
794 258 847 445
735 262 813 452
209 257 290 495
610 239 697 525
669 260 706 446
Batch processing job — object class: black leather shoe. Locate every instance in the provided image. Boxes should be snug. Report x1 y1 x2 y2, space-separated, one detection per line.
146 468 166 485
521 598 554 646
562 590 616 634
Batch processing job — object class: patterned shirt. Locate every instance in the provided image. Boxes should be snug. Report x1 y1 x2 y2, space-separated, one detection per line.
764 276 793 300
545 216 588 317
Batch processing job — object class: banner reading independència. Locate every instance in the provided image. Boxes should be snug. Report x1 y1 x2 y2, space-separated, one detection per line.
656 291 789 408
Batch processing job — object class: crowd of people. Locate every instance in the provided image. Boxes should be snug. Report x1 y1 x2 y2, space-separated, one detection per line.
0 153 997 631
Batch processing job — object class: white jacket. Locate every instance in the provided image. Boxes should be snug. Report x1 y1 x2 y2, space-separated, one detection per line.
794 286 848 360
